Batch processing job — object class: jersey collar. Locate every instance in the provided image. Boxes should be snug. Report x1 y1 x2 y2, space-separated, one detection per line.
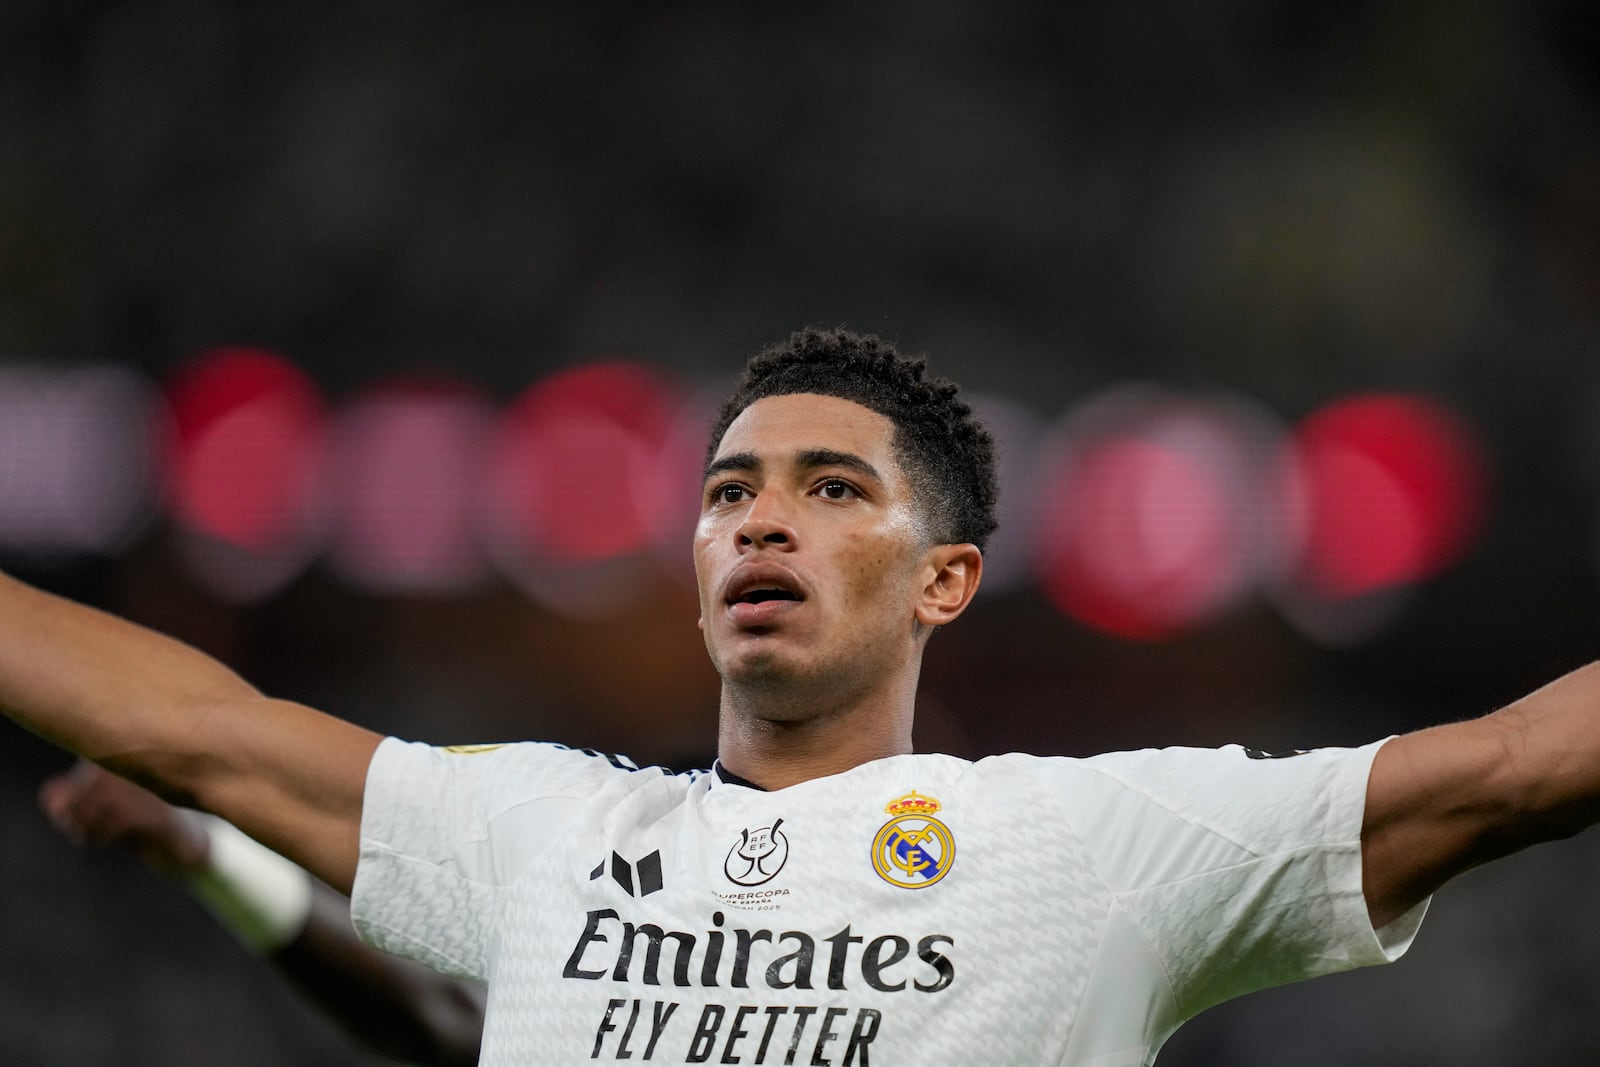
711 760 769 791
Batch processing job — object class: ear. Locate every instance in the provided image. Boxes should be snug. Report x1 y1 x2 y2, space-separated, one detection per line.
913 543 983 629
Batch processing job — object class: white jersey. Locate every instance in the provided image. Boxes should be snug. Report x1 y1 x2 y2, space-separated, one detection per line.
352 739 1426 1066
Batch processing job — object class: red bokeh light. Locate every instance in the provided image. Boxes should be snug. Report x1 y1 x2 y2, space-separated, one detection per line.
163 347 329 554
641 386 722 585
1278 394 1490 599
483 361 680 567
1035 394 1273 640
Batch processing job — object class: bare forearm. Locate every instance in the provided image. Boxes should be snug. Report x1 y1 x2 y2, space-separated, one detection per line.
0 571 258 773
0 570 381 892
1364 661 1600 928
1481 661 1600 844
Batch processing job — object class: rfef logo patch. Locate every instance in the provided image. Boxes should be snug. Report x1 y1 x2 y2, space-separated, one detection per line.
872 791 955 889
724 819 789 887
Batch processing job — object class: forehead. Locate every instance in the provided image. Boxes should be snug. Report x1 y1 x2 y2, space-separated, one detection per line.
712 393 898 470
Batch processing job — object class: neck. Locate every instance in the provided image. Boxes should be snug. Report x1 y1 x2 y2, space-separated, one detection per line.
714 667 919 791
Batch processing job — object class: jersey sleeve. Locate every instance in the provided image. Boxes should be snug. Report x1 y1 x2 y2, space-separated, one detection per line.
349 737 634 979
1040 739 1427 1020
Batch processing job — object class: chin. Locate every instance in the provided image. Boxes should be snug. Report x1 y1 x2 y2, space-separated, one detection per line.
715 640 817 691
719 648 799 686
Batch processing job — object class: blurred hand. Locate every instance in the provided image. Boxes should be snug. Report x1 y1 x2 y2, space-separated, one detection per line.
39 759 210 876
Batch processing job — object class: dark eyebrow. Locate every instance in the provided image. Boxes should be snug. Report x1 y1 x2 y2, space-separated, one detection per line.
701 448 884 484
703 451 759 483
794 448 883 484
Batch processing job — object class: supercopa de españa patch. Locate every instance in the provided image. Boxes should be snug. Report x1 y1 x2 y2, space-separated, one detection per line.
872 790 955 889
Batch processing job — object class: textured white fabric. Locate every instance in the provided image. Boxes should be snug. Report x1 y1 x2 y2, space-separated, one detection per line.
352 738 1425 1066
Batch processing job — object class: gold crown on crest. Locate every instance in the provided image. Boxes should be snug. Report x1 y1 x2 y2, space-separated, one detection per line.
884 790 942 817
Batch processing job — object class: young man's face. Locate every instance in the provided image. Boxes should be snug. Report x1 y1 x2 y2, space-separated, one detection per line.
694 392 936 704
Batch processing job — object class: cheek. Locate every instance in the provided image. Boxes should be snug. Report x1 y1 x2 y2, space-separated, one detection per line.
839 537 913 604
691 531 718 608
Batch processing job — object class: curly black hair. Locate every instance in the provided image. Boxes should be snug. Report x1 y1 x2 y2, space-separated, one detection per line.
707 327 998 551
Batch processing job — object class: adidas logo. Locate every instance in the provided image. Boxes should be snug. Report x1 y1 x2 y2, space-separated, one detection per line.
591 850 663 897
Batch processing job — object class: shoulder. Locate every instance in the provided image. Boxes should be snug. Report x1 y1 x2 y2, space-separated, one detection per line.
959 744 1379 814
371 737 686 804
972 743 1367 781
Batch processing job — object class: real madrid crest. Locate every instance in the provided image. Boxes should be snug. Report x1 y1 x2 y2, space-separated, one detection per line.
872 790 955 889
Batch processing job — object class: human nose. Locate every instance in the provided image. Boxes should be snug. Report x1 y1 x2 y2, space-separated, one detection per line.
736 492 797 552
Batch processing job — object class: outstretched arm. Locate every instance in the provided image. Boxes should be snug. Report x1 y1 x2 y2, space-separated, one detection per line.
1363 661 1600 928
0 570 380 892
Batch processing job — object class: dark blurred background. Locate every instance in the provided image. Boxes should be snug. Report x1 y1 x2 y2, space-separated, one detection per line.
2 2 1598 1064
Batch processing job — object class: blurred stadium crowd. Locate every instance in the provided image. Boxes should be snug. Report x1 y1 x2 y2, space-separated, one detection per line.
2 2 1598 1064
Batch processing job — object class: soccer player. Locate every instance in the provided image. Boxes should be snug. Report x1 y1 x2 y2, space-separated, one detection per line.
38 760 485 1066
3 325 1600 1063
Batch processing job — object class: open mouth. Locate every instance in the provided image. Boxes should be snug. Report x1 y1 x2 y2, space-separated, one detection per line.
735 587 801 605
724 570 807 620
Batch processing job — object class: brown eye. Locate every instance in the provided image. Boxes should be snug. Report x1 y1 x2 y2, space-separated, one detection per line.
818 479 856 500
713 483 749 505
